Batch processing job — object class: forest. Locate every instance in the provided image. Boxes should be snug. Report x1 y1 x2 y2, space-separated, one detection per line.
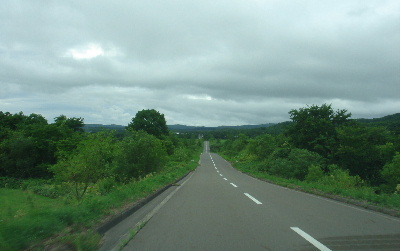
208 105 400 208
0 109 202 251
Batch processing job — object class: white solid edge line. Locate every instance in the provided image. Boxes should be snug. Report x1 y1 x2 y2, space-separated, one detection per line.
111 172 195 251
230 183 237 187
244 193 262 204
290 227 332 251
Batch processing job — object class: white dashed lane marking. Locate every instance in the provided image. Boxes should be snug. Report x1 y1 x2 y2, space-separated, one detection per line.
244 193 262 205
291 227 332 251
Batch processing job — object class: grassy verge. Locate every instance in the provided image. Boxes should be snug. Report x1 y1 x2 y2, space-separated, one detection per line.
0 153 201 251
224 157 400 215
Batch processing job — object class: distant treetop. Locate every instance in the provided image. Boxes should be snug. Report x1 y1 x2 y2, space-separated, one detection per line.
127 109 169 139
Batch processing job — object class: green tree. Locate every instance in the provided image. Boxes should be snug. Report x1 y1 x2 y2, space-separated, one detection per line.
54 115 84 132
0 131 40 178
0 112 86 179
287 104 351 159
381 152 400 192
267 148 324 180
127 109 168 139
0 111 26 131
51 131 117 200
336 125 390 184
247 134 277 160
0 113 54 178
114 131 167 181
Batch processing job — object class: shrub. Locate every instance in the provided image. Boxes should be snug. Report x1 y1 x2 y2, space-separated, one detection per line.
287 148 325 180
322 165 363 188
51 131 117 200
381 152 400 192
305 164 325 182
114 131 167 182
171 147 191 162
0 177 22 189
268 158 293 179
96 177 118 195
247 134 277 160
268 148 324 180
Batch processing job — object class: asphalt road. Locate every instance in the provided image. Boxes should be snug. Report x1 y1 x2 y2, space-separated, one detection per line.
121 141 400 251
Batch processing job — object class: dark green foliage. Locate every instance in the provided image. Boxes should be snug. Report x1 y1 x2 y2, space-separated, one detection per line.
0 177 23 189
51 131 117 200
305 164 324 182
115 131 167 181
212 106 397 187
0 111 26 131
0 131 40 178
287 104 351 159
358 113 400 135
0 109 203 250
381 152 400 192
335 125 392 184
247 134 277 160
268 148 325 180
127 109 169 139
231 134 249 153
54 115 85 132
0 111 85 179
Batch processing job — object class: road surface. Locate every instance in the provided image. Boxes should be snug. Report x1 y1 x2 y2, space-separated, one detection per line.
120 141 400 251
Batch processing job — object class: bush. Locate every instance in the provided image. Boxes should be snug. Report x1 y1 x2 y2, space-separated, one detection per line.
247 134 277 160
96 177 118 195
114 131 167 182
268 148 324 180
0 177 22 189
268 158 293 178
381 152 400 192
270 147 291 159
30 184 60 198
51 131 117 200
305 164 324 182
171 147 191 162
322 165 363 188
287 148 325 180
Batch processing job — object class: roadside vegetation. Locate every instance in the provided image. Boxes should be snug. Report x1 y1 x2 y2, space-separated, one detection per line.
209 105 400 212
0 109 202 251
1 106 399 250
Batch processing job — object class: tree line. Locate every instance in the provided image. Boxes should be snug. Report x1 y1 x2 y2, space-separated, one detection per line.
0 109 201 199
210 104 400 193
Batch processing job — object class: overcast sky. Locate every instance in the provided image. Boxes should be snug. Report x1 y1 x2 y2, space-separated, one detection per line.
1 0 399 126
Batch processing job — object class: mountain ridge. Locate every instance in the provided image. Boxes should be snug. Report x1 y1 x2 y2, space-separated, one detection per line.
83 113 399 133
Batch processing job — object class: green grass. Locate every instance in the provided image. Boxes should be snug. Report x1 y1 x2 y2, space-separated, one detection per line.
0 152 201 251
229 159 400 213
0 189 68 251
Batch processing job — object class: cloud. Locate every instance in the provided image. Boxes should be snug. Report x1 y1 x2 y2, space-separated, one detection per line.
65 43 105 60
0 0 399 126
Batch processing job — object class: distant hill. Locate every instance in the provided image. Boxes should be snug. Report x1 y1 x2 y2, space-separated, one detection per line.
83 113 400 135
356 113 400 124
167 123 276 132
356 113 400 134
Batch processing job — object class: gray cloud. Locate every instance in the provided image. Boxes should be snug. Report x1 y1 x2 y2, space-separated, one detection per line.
1 0 399 126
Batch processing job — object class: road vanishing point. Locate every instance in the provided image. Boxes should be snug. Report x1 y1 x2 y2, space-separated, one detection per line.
100 141 400 251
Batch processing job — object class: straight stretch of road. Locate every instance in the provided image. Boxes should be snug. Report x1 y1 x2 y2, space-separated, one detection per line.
122 142 400 251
